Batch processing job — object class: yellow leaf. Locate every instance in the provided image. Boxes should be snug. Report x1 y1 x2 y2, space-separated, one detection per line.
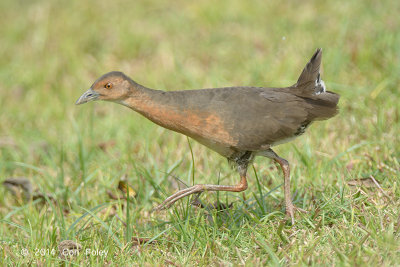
118 181 136 198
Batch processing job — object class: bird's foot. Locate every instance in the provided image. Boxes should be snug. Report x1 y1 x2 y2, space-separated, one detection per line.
153 185 205 211
286 203 307 224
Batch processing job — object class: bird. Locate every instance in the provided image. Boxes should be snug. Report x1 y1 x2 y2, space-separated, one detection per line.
76 48 339 223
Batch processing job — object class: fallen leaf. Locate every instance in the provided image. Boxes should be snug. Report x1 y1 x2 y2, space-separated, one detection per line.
107 190 120 200
118 177 136 198
98 140 116 152
3 177 58 205
2 177 33 200
347 175 390 199
347 177 378 188
107 176 137 201
63 208 71 216
58 240 82 259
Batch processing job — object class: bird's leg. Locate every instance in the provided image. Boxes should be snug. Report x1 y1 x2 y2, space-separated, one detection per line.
274 156 296 224
154 168 248 211
263 149 306 224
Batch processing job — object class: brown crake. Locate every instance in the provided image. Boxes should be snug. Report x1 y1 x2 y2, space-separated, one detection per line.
76 48 339 223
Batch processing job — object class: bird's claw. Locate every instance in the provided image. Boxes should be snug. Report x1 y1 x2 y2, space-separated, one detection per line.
286 204 307 224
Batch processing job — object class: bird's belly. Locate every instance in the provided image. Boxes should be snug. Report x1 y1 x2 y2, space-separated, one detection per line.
270 135 298 146
190 135 235 158
270 122 311 146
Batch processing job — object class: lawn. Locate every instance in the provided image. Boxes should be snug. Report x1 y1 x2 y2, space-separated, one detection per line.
0 0 399 265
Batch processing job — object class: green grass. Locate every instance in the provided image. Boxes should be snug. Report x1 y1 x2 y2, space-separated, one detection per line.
1 0 399 265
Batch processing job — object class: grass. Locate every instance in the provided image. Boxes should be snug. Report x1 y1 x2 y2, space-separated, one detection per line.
1 0 399 265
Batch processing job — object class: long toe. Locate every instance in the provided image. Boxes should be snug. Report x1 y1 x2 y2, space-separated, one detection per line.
154 185 205 211
286 204 307 224
286 207 295 225
294 206 307 213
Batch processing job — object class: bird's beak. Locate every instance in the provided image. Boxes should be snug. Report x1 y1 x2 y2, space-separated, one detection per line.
75 88 100 105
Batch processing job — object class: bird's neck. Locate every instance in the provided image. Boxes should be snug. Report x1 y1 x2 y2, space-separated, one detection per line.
118 86 182 131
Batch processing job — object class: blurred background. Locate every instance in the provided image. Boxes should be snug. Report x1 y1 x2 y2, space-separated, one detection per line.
0 0 399 265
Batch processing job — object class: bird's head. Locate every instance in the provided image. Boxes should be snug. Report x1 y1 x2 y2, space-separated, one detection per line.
76 71 133 105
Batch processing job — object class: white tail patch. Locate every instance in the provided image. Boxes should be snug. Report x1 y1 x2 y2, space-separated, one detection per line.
314 73 326 95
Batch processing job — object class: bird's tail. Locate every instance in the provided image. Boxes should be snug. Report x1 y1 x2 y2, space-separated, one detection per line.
294 48 340 120
295 48 326 96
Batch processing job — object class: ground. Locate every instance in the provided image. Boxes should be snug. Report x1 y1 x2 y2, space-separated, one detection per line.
0 0 399 265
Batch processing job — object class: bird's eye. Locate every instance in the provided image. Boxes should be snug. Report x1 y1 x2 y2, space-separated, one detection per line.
105 82 113 89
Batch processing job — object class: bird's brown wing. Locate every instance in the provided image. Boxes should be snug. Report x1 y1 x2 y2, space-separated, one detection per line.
213 87 311 151
168 87 307 151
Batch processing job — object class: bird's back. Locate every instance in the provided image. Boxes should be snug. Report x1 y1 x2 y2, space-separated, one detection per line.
156 85 338 154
